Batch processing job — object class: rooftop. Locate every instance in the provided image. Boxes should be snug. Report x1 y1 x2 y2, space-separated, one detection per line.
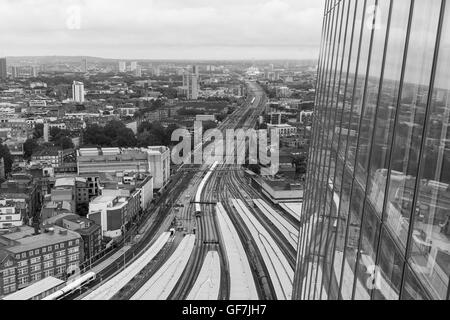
0 226 81 254
2 276 64 300
90 195 116 204
263 179 303 191
32 148 60 158
0 200 16 208
43 211 75 225
268 123 295 128
54 177 87 188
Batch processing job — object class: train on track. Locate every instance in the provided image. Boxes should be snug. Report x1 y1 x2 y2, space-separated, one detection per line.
194 161 219 217
42 272 97 300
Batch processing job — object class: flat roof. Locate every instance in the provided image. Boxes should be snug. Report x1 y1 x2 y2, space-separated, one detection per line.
2 276 64 300
0 226 81 253
54 178 75 187
268 124 295 128
91 195 116 204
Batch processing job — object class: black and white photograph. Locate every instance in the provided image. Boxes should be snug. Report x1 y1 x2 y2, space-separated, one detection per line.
0 0 449 312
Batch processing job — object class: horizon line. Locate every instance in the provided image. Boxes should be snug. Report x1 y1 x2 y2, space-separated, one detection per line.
3 55 318 62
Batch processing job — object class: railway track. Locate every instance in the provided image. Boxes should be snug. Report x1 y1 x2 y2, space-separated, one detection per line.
230 170 297 268
220 169 275 300
168 82 265 300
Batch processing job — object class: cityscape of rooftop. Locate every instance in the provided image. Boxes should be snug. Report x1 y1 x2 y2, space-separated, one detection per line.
0 0 448 313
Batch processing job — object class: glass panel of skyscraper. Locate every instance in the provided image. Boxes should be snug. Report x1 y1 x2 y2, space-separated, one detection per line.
294 0 450 300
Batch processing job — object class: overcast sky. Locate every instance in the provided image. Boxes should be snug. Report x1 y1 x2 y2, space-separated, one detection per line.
0 0 325 60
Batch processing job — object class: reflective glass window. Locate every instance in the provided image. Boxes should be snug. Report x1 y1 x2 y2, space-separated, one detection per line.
408 0 450 300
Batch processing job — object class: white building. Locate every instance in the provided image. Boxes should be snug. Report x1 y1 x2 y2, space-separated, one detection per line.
88 195 124 239
77 147 171 190
88 187 141 239
29 100 47 108
267 124 298 137
72 81 85 103
134 66 142 77
276 86 292 98
188 74 199 100
119 61 126 73
130 61 138 71
183 68 199 100
30 82 47 89
137 175 154 210
0 199 23 230
196 115 216 122
147 146 171 190
43 123 50 142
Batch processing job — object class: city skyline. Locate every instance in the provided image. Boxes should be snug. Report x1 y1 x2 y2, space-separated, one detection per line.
3 0 450 305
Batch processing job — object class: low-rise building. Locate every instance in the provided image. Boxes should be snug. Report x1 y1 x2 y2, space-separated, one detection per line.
77 147 170 190
59 216 102 264
0 225 82 297
0 199 23 230
88 191 141 239
147 146 170 190
260 179 303 204
0 251 16 297
31 148 63 168
267 124 298 137
0 174 40 224
196 114 216 122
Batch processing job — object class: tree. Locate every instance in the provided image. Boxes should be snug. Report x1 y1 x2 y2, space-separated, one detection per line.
215 114 226 122
248 164 261 175
112 128 137 148
33 124 44 139
178 108 203 117
0 144 13 175
137 122 180 147
83 124 113 146
77 203 89 217
258 123 268 130
50 127 69 141
202 121 217 132
165 124 181 146
227 107 236 115
152 99 163 110
24 139 39 160
293 155 308 175
83 121 137 148
56 137 74 150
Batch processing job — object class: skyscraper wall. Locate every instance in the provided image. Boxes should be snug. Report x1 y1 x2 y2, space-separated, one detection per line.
294 0 450 300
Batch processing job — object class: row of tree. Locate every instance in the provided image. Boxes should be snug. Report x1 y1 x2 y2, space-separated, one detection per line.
82 120 183 149
83 120 137 147
0 145 13 176
23 126 75 160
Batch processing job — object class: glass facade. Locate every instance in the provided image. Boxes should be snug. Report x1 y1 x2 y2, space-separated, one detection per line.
294 0 450 300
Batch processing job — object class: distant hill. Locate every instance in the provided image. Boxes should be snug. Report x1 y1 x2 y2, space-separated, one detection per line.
5 56 115 65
